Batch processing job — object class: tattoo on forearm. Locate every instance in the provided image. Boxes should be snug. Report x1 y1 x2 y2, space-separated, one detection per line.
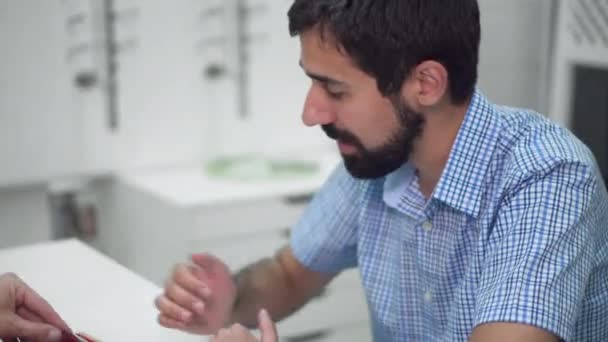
231 248 310 327
232 258 276 323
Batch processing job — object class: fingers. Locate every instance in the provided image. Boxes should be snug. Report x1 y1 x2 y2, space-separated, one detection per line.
5 313 62 341
155 263 212 322
154 295 193 324
191 253 225 275
173 264 212 300
14 276 71 333
258 309 278 342
217 326 231 339
155 261 218 333
170 281 206 314
16 307 43 323
157 313 187 330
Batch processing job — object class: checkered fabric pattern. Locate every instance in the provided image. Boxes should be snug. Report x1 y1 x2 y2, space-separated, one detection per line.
290 90 608 341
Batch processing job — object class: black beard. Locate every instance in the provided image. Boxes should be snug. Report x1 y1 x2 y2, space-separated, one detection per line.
322 100 425 179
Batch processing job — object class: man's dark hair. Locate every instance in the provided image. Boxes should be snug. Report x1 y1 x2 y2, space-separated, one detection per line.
288 0 481 104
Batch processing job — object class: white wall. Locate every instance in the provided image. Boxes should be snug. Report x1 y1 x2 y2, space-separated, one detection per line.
477 0 554 112
200 0 329 158
0 0 85 186
244 0 329 156
111 0 209 170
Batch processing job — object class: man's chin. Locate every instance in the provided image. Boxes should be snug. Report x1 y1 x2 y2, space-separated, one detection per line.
343 157 387 179
342 154 408 179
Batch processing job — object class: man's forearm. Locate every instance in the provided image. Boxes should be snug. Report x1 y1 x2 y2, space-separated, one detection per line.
229 247 328 328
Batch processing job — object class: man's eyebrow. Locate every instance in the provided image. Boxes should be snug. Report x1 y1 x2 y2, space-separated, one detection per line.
299 60 346 87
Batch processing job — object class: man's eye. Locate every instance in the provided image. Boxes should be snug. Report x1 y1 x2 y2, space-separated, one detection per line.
326 89 345 100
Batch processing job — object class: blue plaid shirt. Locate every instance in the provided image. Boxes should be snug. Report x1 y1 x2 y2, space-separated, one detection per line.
290 90 608 341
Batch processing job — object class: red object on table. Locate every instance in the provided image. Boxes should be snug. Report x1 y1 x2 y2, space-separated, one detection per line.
76 332 100 342
60 331 100 342
60 331 81 342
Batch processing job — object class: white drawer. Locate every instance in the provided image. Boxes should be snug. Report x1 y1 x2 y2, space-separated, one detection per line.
281 321 372 342
278 287 369 337
191 195 311 241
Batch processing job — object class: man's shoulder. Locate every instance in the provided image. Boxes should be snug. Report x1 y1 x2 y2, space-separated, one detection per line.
494 106 599 186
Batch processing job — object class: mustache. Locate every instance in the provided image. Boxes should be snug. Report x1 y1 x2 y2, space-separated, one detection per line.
321 124 362 147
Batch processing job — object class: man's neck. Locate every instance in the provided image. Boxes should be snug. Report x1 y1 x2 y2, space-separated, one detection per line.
412 99 470 198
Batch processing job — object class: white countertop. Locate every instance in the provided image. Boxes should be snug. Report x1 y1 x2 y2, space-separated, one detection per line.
0 239 206 342
119 151 340 208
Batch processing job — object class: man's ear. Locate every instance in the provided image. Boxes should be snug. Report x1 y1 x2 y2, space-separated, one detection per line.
410 60 449 107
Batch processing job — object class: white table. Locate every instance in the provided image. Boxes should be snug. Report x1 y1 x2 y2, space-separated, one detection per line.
0 239 206 341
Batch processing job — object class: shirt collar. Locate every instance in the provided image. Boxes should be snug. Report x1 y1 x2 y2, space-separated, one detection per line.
383 90 501 218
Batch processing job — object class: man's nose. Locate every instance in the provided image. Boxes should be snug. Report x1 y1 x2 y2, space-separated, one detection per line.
301 85 336 127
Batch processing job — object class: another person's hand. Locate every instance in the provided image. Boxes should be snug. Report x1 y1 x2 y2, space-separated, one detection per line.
211 309 278 342
155 253 237 334
0 272 71 341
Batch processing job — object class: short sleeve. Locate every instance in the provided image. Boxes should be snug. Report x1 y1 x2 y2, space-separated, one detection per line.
290 163 362 274
474 162 601 340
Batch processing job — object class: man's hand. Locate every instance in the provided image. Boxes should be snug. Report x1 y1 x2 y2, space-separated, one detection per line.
0 272 71 341
211 309 278 342
155 253 237 334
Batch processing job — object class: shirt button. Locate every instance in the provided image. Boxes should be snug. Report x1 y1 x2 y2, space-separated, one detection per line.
422 221 432 232
424 290 433 303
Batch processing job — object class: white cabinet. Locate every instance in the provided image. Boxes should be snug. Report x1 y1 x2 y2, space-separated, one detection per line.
93 151 371 340
95 150 340 283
